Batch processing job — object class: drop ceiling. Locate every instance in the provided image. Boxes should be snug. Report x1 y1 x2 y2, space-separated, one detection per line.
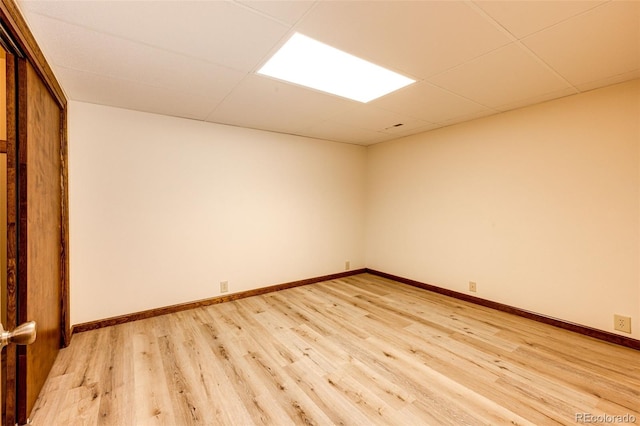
16 0 640 146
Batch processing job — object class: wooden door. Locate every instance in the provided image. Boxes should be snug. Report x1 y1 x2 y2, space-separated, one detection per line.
15 59 63 424
0 45 5 426
4 46 17 426
0 1 69 424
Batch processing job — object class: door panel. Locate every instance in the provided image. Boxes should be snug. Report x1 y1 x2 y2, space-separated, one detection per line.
16 59 62 423
0 2 69 424
0 46 5 426
4 47 17 426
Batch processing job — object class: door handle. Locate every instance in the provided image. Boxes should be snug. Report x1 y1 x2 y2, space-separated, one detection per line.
0 321 37 349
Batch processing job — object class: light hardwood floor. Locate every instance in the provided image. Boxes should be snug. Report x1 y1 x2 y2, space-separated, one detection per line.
30 274 639 425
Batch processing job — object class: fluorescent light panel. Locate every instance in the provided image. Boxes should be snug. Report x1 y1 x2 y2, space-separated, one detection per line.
258 33 415 103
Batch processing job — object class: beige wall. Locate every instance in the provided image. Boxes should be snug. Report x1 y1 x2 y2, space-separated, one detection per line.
366 80 640 339
69 102 366 324
70 80 640 339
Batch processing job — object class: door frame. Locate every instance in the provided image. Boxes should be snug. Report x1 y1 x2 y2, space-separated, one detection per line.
0 0 69 424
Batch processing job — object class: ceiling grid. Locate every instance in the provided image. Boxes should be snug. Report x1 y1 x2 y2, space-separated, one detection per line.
16 0 640 145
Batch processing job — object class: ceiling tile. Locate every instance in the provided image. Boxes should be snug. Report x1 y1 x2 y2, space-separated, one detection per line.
370 133 412 145
371 81 494 124
55 66 218 120
20 0 289 72
474 0 605 39
437 109 499 128
380 122 442 140
429 43 571 108
576 69 640 92
495 87 578 112
298 121 388 146
523 1 640 87
16 0 639 145
330 104 434 134
22 13 246 103
207 74 354 134
237 0 316 25
296 1 511 78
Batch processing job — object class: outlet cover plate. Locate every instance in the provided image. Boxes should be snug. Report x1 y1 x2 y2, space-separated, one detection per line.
614 314 631 333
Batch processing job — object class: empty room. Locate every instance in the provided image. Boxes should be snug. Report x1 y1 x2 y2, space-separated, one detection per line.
0 0 638 424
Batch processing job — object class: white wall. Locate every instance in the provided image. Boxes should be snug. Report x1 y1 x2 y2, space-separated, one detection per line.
366 80 640 339
69 102 366 325
70 80 640 340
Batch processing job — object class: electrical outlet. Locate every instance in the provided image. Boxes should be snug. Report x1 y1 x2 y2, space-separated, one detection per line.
614 314 631 333
345 260 350 271
220 281 229 293
469 281 477 292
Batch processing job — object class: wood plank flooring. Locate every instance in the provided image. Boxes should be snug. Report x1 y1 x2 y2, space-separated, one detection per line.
30 273 640 425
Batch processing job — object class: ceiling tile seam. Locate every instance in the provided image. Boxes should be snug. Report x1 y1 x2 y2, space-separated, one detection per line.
202 70 365 123
25 10 250 75
231 0 321 29
247 27 301 75
287 0 321 27
418 4 517 90
466 1 579 92
15 9 62 80
229 0 298 27
422 39 515 87
436 116 488 129
470 0 611 41
194 2 325 121
574 70 640 93
227 3 425 87
514 38 579 92
418 75 503 114
493 88 578 112
52 63 233 108
52 63 166 92
467 0 519 40
66 99 209 123
244 3 330 76
515 0 613 41
286 16 423 84
399 83 502 123
202 72 257 121
348 96 496 129
514 1 627 95
310 105 429 135
340 138 386 147
261 72 383 107
334 116 436 136
311 104 353 125
209 120 365 147
377 113 439 130
305 117 402 140
430 112 496 127
310 104 391 131
291 127 379 146
204 119 293 139
374 121 437 138
287 112 365 135
361 103 476 129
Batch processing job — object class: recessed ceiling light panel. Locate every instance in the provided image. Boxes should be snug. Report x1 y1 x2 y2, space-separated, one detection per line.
257 33 415 103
